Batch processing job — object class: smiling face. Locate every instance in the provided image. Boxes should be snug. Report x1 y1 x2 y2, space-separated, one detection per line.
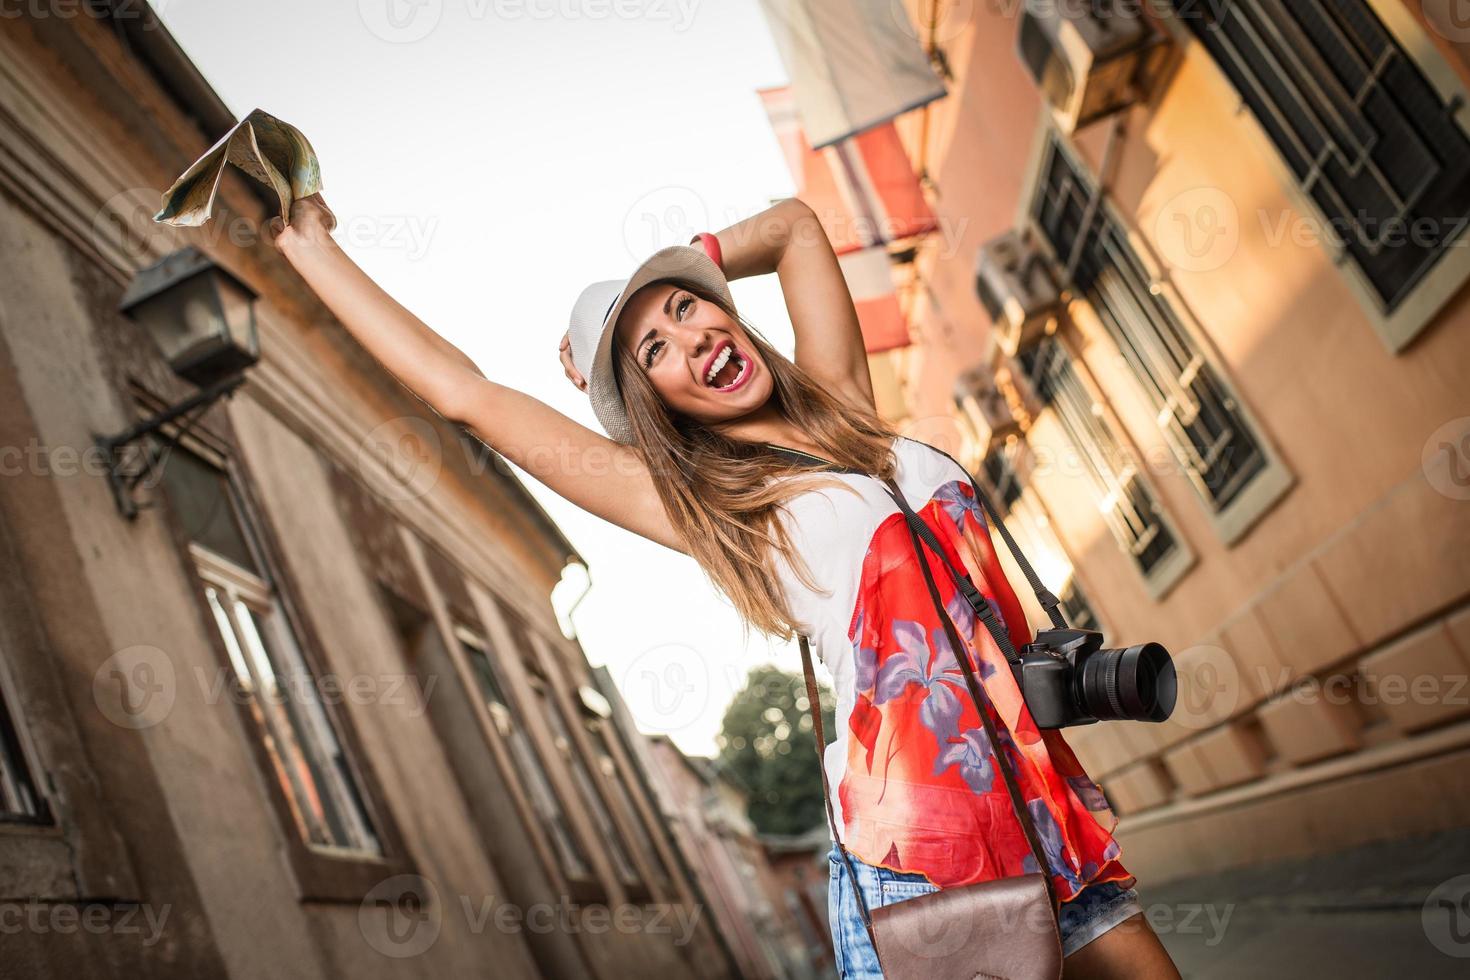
612 280 774 429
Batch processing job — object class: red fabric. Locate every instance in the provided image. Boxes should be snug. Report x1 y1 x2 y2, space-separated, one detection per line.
846 124 939 243
839 246 910 353
757 84 937 255
836 479 1133 901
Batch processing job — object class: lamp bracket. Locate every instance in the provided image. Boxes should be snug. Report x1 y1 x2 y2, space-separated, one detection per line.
96 373 247 520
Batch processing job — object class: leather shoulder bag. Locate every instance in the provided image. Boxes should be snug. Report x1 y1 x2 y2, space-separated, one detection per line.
771 440 1065 980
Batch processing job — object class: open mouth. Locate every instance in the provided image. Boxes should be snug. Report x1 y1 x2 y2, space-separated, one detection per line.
703 340 751 392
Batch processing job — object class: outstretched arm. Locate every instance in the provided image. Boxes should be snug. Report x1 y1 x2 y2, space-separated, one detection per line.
269 195 687 554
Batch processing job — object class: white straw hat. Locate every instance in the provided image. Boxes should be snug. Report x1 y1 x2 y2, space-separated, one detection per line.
567 244 735 445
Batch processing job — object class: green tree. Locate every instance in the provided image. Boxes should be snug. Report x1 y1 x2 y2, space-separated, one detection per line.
715 664 835 836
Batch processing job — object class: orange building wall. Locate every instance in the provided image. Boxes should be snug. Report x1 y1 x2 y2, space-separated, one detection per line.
886 0 1470 882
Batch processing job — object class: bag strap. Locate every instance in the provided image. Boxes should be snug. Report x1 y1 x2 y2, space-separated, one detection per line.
797 572 1061 926
798 635 881 943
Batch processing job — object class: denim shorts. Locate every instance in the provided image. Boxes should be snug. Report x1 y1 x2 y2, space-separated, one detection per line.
825 844 1143 978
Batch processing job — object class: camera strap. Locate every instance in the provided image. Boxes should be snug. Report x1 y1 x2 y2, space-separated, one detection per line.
787 443 1065 923
888 473 1061 914
915 440 1071 633
764 439 1071 669
881 478 1027 667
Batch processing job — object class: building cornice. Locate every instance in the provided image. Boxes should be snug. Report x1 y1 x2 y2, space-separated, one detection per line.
0 13 580 641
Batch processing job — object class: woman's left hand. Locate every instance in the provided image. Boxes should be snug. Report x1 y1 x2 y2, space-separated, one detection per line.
559 331 587 391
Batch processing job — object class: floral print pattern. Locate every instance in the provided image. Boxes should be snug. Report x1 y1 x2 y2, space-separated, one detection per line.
876 619 967 742
934 727 995 794
836 479 1133 901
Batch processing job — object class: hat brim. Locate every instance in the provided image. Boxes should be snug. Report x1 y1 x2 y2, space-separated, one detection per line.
588 244 735 444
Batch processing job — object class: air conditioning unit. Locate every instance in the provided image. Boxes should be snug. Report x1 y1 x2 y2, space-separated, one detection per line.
1016 0 1167 133
975 229 1060 356
953 364 1021 455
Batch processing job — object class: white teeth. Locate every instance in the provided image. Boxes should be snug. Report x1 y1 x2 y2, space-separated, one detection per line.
705 345 732 384
713 356 748 390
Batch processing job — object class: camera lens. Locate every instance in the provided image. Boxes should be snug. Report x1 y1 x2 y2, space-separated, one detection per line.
1079 642 1176 722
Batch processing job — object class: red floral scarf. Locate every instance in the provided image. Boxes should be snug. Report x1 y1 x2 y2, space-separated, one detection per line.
837 478 1134 900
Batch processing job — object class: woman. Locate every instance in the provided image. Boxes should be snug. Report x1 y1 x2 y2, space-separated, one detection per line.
268 192 1180 979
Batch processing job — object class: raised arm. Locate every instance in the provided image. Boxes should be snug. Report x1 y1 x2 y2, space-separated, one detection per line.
268 195 687 554
717 198 876 411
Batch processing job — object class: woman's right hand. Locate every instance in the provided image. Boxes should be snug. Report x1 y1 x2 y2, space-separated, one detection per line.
266 193 337 254
559 331 588 392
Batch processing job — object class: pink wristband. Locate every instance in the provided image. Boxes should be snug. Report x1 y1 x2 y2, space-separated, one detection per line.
691 232 723 272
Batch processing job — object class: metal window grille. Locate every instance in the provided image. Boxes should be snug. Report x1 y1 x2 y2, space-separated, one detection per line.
1057 577 1099 632
982 447 1025 515
1019 336 1180 577
1169 0 1470 312
1033 135 1269 512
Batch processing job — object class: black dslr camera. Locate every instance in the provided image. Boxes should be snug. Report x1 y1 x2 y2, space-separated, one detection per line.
1008 627 1176 730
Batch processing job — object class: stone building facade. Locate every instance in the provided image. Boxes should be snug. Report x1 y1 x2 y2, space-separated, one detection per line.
0 5 735 977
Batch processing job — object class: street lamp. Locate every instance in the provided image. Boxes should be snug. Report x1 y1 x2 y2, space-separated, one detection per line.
118 246 259 385
98 247 260 518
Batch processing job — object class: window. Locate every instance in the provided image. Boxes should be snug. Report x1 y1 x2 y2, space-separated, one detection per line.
454 625 594 883
982 448 1025 514
1169 0 1470 345
584 713 671 890
0 504 139 901
530 674 643 889
161 446 380 855
1019 336 1193 597
0 685 44 822
1031 133 1292 544
1057 578 1099 633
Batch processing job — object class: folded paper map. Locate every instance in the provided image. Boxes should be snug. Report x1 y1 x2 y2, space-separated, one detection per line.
154 108 322 227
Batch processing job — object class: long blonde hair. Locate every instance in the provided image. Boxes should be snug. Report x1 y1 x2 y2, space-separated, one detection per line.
611 278 901 642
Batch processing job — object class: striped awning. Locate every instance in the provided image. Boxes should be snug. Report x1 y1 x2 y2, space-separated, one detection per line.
757 85 937 255
760 84 931 353
839 245 911 354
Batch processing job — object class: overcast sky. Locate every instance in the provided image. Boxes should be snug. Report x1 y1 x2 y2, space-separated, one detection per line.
156 0 807 756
